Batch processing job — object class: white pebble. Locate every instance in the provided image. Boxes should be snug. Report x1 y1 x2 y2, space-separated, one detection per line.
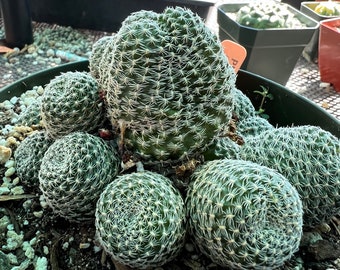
5 167 16 177
10 96 18 104
11 186 25 195
0 187 10 195
33 211 43 218
35 257 48 270
5 159 15 168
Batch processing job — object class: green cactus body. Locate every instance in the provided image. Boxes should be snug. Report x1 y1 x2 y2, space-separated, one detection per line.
41 71 105 138
231 88 256 121
89 35 116 80
17 96 42 126
14 131 54 187
237 116 274 138
98 7 236 161
236 2 293 29
95 171 186 269
186 159 303 269
39 132 120 222
238 125 340 227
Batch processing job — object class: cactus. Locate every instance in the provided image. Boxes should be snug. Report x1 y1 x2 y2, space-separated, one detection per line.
97 7 236 161
238 125 340 227
237 116 274 138
95 170 186 269
16 96 42 126
231 87 256 122
39 132 120 222
314 2 340 16
41 71 105 138
89 35 116 80
186 158 303 269
14 131 54 187
236 2 297 29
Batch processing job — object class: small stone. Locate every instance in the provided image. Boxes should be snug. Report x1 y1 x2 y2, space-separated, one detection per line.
79 242 91 249
0 187 10 195
185 243 195 253
33 211 43 218
0 145 12 163
11 186 25 195
4 159 15 168
5 167 16 177
0 215 10 232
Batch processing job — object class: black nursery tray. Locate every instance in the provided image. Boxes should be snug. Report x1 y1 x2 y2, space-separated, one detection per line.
1 60 339 138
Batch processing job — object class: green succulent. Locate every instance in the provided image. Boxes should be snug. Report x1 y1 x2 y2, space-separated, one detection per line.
237 116 274 138
89 35 116 80
96 7 236 161
41 71 105 138
95 170 186 269
14 131 54 187
16 96 42 126
238 125 340 227
236 2 295 29
186 158 303 269
231 87 256 122
39 132 120 222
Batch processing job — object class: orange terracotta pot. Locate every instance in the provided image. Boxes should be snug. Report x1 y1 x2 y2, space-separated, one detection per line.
318 17 340 92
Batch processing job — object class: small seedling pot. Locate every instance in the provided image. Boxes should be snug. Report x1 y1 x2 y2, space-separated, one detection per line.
217 2 318 85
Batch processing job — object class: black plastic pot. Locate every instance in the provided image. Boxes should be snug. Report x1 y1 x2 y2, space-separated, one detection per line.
300 1 340 63
1 60 338 138
217 2 318 86
28 0 216 32
0 0 33 48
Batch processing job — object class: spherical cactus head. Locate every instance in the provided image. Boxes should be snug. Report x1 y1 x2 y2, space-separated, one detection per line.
41 71 105 139
14 131 54 187
39 132 120 222
95 171 186 269
100 7 236 161
238 125 340 227
186 159 303 269
16 96 42 127
89 35 116 80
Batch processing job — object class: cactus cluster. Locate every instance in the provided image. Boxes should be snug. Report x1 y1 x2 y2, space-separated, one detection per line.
93 7 236 161
237 125 340 226
186 158 303 269
95 171 186 269
14 131 54 187
41 71 105 138
39 132 120 222
236 1 298 29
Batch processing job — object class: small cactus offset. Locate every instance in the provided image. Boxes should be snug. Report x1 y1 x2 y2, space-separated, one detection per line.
14 131 54 187
97 7 236 161
16 96 42 127
95 171 186 269
231 87 256 122
39 132 120 222
186 159 303 269
89 35 116 80
238 125 340 227
41 71 105 138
